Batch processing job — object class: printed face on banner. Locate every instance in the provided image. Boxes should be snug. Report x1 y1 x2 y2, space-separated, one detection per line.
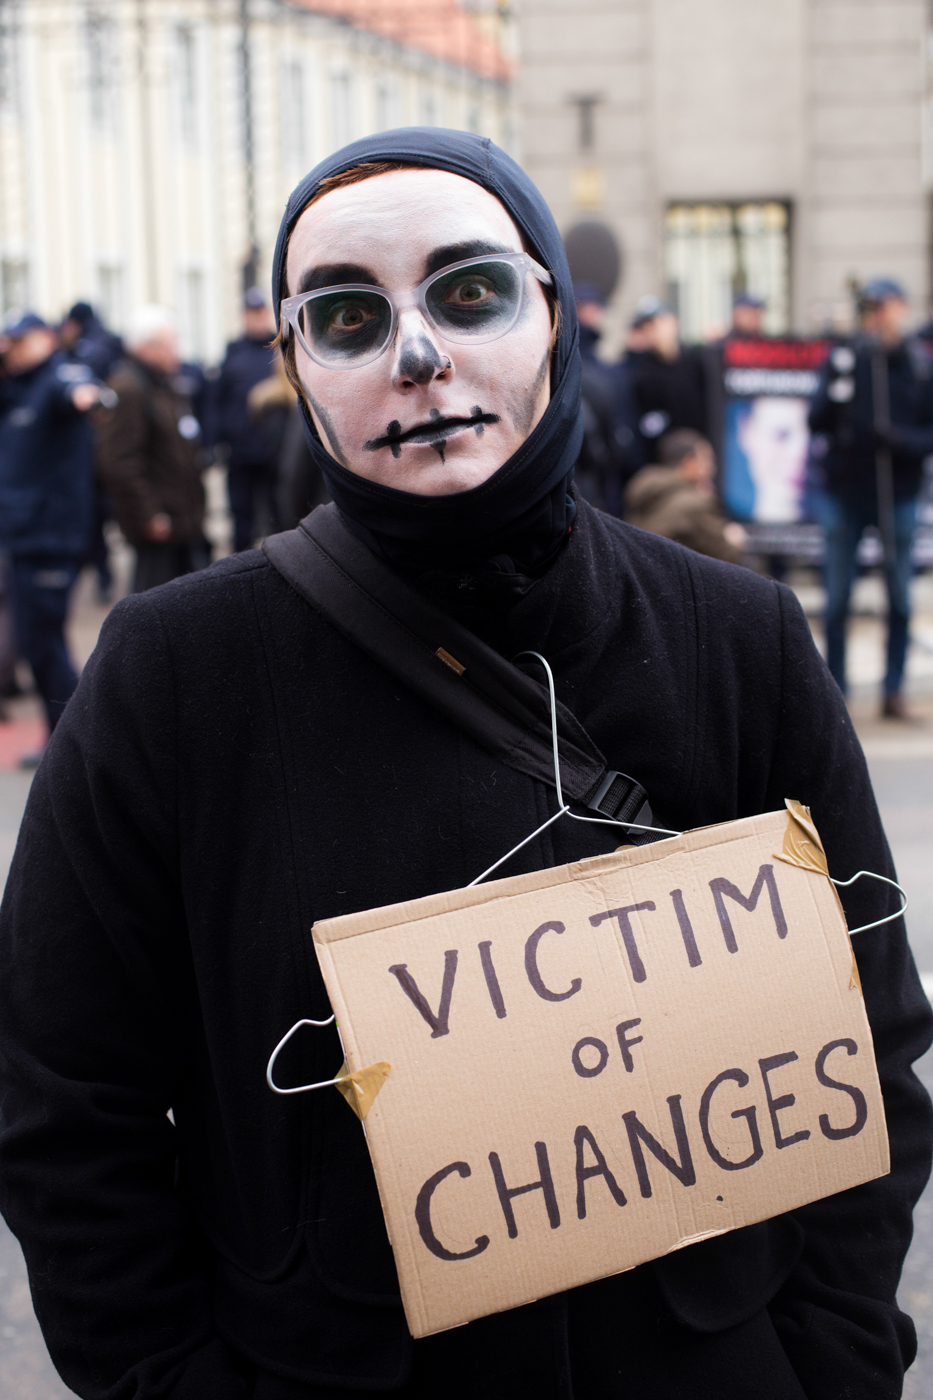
312 809 888 1338
721 340 829 524
735 397 809 523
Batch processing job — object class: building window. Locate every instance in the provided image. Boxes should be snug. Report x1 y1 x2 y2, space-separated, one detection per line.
570 94 600 152
466 101 481 135
420 88 438 127
85 7 118 133
177 268 205 362
0 257 28 315
175 24 198 145
97 263 125 331
664 201 791 342
330 71 354 150
280 57 309 170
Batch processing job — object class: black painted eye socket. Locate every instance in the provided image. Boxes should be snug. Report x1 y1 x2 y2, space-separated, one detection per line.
301 290 391 360
428 260 522 335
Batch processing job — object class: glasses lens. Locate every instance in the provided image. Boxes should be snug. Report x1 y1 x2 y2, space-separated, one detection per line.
426 259 523 340
298 289 392 364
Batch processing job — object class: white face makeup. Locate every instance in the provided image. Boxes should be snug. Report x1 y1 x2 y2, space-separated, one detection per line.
285 169 554 495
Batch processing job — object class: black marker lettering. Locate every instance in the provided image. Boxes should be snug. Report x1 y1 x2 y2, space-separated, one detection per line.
623 1095 696 1198
709 865 788 953
670 888 702 967
524 921 581 1002
589 903 656 983
415 1162 489 1261
488 1141 560 1238
759 1051 810 1149
388 950 458 1037
574 1125 627 1219
615 1018 643 1073
699 1068 764 1171
478 940 507 1019
815 1039 868 1140
572 1036 609 1078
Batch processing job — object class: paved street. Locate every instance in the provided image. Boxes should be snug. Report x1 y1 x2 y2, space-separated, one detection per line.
0 571 932 1397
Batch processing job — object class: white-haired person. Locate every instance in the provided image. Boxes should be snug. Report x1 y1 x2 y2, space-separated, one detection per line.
96 304 208 593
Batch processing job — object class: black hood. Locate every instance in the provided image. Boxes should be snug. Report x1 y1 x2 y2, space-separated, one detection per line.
271 128 583 594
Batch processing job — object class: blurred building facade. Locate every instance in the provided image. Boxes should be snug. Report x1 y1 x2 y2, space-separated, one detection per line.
519 0 931 343
0 0 514 360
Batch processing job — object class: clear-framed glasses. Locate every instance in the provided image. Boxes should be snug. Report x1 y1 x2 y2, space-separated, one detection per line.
280 252 553 371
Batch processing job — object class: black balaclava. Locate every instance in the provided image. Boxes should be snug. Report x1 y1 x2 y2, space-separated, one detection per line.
272 128 583 600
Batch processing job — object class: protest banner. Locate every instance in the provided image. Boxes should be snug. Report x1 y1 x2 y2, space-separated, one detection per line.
718 337 828 558
312 804 888 1338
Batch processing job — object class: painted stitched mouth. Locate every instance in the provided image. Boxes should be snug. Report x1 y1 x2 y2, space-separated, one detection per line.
365 406 501 456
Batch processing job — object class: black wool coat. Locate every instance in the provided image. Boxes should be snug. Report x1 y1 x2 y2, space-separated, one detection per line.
808 336 933 501
0 501 930 1400
96 358 205 548
0 351 96 558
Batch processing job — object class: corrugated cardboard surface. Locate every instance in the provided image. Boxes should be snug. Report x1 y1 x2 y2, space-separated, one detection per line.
313 810 888 1338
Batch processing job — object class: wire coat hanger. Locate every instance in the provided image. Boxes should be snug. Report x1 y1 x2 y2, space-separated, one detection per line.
265 652 908 1096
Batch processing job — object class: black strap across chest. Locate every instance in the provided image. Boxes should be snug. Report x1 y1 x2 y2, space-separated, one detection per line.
262 505 653 835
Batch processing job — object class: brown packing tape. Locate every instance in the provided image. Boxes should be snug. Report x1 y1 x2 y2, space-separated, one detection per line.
774 799 863 996
850 949 863 994
335 1060 392 1120
773 797 829 877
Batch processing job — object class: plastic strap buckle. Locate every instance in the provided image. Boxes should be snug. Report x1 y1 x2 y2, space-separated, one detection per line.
587 769 654 833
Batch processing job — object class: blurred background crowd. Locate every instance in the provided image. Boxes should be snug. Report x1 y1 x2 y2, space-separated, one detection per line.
3 0 933 759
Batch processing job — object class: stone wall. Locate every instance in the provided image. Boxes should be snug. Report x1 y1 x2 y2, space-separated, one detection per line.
518 0 929 342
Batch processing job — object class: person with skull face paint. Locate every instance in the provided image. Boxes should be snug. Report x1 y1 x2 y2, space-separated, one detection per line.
0 132 930 1400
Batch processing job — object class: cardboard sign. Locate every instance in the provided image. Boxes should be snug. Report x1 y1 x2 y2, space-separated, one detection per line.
312 807 888 1338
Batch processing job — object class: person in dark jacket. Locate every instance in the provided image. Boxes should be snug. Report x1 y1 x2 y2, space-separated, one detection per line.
625 429 747 564
276 400 331 528
0 132 930 1400
626 296 709 458
0 311 103 747
729 291 766 340
244 352 331 528
60 302 125 601
58 301 124 381
573 282 642 515
809 278 933 719
95 305 207 593
212 287 284 551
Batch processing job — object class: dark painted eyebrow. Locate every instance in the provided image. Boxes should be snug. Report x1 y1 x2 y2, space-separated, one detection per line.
423 241 515 279
296 263 377 295
294 242 517 297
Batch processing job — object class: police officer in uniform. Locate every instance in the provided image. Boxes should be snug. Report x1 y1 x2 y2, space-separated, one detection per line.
0 311 103 753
